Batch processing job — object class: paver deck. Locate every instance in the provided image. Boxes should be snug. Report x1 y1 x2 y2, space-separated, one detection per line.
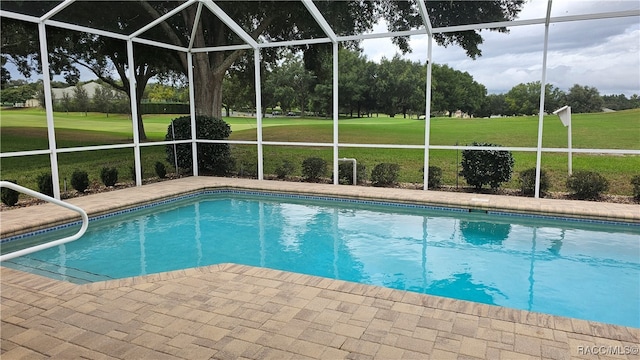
1 177 639 359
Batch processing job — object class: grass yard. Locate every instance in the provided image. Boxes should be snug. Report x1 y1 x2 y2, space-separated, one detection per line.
1 108 638 196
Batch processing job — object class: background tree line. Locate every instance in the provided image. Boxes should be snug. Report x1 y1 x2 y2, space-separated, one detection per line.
3 47 639 118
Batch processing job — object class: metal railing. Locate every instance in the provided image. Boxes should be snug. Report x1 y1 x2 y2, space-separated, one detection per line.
0 181 89 262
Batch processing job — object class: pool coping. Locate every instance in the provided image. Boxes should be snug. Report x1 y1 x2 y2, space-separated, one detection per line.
1 176 638 239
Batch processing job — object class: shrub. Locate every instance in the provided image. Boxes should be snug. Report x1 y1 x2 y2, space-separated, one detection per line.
460 142 514 190
70 170 89 192
420 166 443 189
275 159 296 179
302 157 328 182
129 165 143 182
100 167 118 187
566 171 609 199
37 173 54 197
632 175 640 201
371 163 400 187
165 116 234 176
1 180 19 206
155 161 167 179
337 162 367 185
519 168 550 197
235 158 258 178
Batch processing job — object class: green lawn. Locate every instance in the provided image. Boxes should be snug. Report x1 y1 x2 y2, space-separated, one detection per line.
1 108 638 196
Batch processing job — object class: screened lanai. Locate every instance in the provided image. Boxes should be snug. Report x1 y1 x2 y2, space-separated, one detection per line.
1 0 639 200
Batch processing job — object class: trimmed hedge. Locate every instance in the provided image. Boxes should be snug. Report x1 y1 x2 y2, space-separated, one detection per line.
371 163 400 187
165 116 234 176
460 142 514 190
566 171 609 199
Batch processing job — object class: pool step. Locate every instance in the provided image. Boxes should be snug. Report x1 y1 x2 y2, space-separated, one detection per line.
5 257 114 284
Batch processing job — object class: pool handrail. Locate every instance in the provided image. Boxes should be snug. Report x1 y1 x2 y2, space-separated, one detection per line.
0 181 89 262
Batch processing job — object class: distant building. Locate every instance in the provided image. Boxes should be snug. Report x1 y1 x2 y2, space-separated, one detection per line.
25 81 118 108
51 82 115 100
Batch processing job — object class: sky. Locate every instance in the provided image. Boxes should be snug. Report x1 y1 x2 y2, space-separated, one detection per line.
361 0 640 96
4 0 639 97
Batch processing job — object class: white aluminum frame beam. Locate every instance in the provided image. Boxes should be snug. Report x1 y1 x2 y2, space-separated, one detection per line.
129 0 197 39
201 0 258 49
301 0 338 42
38 21 61 199
188 2 204 50
39 0 75 21
127 39 143 186
534 0 554 198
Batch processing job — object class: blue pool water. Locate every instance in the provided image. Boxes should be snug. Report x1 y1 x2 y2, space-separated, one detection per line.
2 192 639 328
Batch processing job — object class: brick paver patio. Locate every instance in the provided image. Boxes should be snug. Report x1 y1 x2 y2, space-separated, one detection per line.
1 177 639 359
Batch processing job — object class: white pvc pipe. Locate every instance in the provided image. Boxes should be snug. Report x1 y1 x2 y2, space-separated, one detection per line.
338 158 357 185
0 181 88 262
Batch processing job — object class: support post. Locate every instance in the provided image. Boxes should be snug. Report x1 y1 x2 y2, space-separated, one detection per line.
534 0 553 198
332 42 339 185
423 36 434 191
188 52 199 176
254 49 264 180
127 39 142 186
38 22 61 199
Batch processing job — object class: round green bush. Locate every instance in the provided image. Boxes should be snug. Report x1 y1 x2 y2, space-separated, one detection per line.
154 162 167 179
165 116 234 176
371 163 400 187
566 171 609 200
631 175 640 201
460 142 514 190
37 173 54 197
302 157 328 182
519 168 550 197
421 166 443 189
1 180 20 206
70 170 89 192
275 159 296 179
337 162 367 185
100 167 118 187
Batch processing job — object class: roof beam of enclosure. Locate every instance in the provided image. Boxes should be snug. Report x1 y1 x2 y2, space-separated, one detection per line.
191 44 253 53
188 2 204 50
45 19 130 40
0 10 39 23
201 0 258 49
39 0 75 22
301 0 338 43
432 9 640 34
129 0 197 39
132 37 189 53
416 0 434 36
258 37 332 49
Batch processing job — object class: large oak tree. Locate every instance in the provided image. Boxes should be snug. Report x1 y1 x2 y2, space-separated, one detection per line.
1 0 525 137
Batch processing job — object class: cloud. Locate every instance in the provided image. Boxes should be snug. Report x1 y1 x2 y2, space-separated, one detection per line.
361 1 640 96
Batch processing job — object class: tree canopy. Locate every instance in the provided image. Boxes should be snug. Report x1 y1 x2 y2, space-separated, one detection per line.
1 0 526 130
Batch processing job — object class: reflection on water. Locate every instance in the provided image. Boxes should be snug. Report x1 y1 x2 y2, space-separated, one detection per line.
4 195 639 328
459 221 511 245
428 273 505 305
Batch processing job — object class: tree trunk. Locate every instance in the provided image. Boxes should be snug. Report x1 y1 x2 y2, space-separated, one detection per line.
192 51 225 119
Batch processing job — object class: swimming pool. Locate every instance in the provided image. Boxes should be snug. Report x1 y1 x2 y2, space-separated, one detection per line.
2 190 639 328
